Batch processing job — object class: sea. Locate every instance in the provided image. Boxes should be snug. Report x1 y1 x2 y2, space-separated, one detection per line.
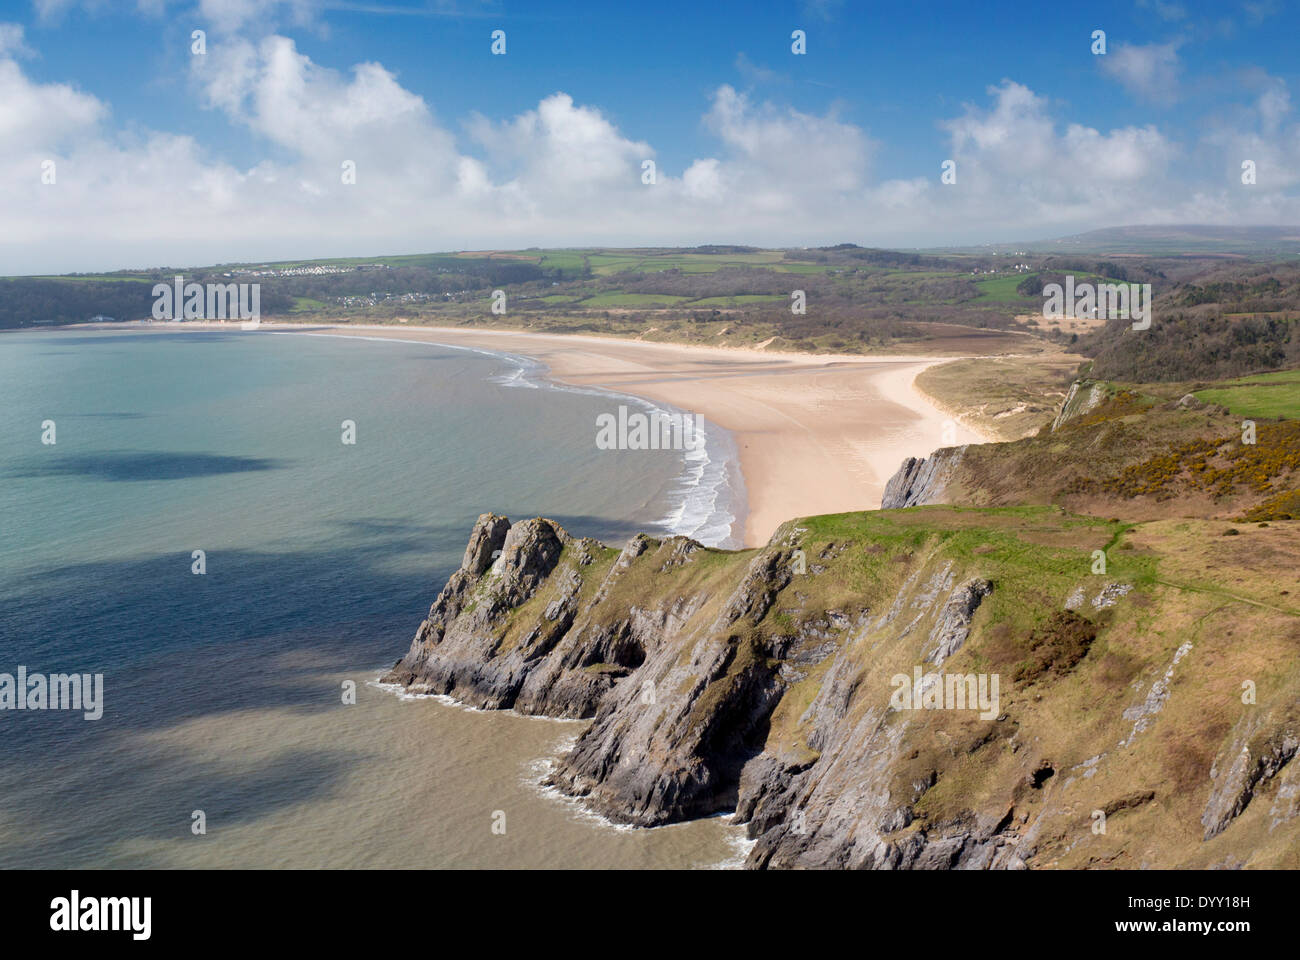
0 325 752 868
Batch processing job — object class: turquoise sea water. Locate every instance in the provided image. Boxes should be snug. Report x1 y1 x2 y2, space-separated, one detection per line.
0 327 749 868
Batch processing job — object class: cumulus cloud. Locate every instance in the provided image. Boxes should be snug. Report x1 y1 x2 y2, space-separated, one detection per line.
4 28 1300 272
704 85 870 198
934 80 1178 231
468 93 650 191
0 43 106 144
198 36 453 164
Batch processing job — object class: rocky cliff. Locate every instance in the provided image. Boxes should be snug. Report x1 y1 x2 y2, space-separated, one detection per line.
1050 379 1108 431
880 446 966 509
385 507 1300 869
875 375 1105 511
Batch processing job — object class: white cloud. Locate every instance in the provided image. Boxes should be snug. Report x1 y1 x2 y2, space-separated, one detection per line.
468 92 650 191
1098 40 1183 105
0 22 33 58
0 46 105 144
1200 74 1300 191
681 157 723 201
198 36 450 161
4 34 1300 272
702 84 871 201
933 80 1178 231
1256 76 1290 133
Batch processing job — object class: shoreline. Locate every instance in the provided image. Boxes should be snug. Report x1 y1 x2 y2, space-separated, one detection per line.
61 321 987 547
267 328 749 549
909 381 1004 445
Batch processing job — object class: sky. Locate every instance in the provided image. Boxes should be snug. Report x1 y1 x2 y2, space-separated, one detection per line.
2 0 1300 273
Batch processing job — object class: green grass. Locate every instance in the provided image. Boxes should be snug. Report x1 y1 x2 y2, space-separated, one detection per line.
1193 370 1300 420
791 505 1158 635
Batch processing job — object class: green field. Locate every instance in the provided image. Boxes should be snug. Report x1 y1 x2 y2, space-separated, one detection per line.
535 250 589 272
973 270 1131 303
580 249 824 277
688 294 785 307
579 292 690 307
768 262 836 274
973 273 1035 302
1194 370 1300 420
876 270 967 280
22 274 155 283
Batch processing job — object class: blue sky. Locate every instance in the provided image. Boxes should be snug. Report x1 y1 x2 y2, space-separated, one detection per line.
3 0 1300 272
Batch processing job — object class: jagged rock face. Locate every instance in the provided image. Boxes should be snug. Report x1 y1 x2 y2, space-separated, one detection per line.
880 447 965 509
925 579 994 664
548 549 794 825
385 512 1300 869
461 513 510 576
737 571 1005 869
381 513 602 715
1050 380 1106 431
1202 714 1300 840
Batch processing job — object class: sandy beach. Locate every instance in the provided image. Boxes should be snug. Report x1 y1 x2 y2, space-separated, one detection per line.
154 322 986 547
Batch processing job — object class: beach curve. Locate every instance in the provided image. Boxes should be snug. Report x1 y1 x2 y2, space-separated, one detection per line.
155 321 985 548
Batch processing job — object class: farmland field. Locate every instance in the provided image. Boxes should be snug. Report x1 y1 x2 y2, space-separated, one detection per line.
1194 370 1300 419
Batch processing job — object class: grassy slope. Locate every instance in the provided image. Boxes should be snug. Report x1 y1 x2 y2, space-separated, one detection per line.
917 380 1300 523
915 354 1081 440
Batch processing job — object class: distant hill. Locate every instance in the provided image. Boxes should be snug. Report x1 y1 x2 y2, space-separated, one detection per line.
1031 225 1300 258
924 225 1300 258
